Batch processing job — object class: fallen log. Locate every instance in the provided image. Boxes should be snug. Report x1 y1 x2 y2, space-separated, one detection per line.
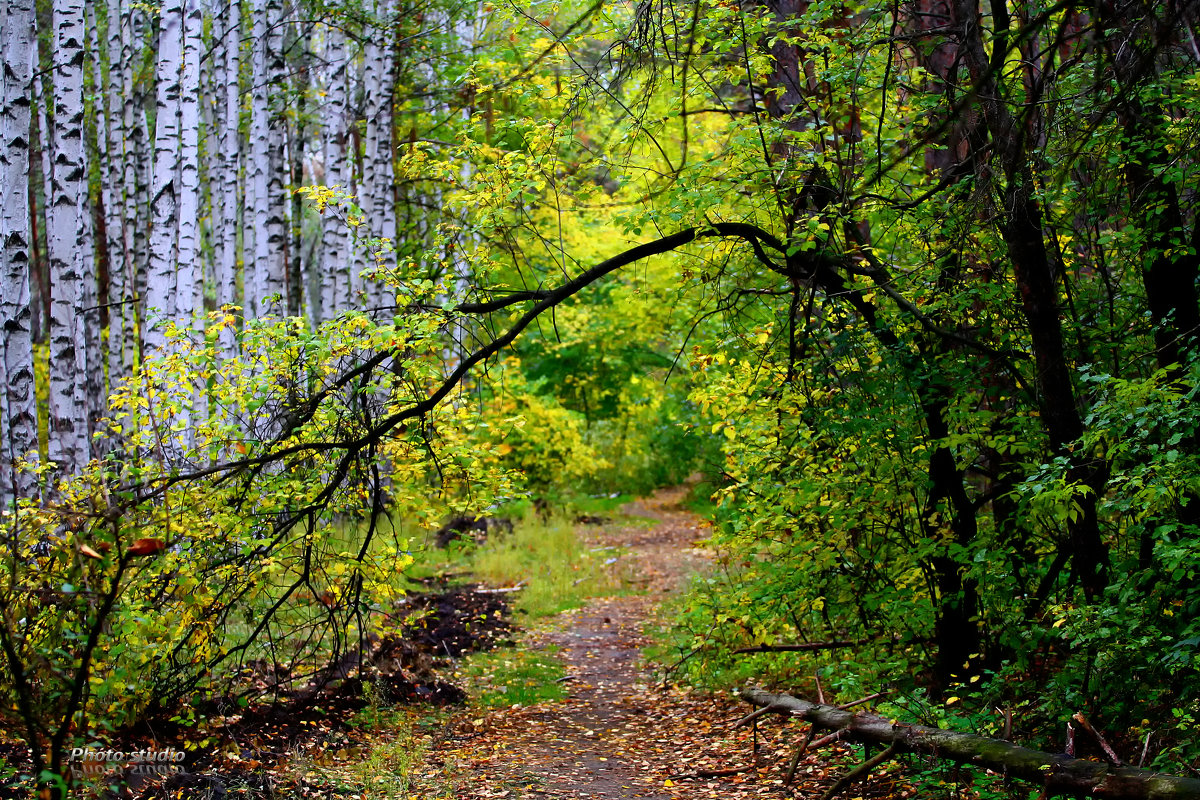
738 688 1200 799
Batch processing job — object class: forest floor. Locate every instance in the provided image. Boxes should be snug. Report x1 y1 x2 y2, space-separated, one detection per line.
7 486 917 799
404 486 910 800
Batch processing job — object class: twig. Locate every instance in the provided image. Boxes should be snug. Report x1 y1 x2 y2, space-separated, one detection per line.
733 639 865 654
995 706 1012 740
820 744 898 800
1139 731 1152 768
752 716 760 767
784 725 816 785
815 671 825 704
808 730 848 751
734 704 779 728
1065 721 1075 758
1072 712 1123 765
669 767 752 779
836 692 889 711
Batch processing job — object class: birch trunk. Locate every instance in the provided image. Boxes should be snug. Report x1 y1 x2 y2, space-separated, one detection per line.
82 5 105 446
216 0 241 359
126 6 149 367
246 0 287 318
287 22 310 321
246 0 268 318
176 0 203 434
104 0 132 395
319 24 350 321
145 0 183 356
0 0 40 502
263 0 287 315
360 0 397 315
45 0 93 476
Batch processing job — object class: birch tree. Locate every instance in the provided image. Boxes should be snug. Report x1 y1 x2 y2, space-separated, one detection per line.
247 0 287 318
360 1 397 314
103 0 134 394
177 0 204 430
319 24 351 320
145 0 184 356
174 0 202 334
81 6 105 443
216 0 241 359
127 7 150 350
45 0 92 476
264 0 288 314
0 0 40 502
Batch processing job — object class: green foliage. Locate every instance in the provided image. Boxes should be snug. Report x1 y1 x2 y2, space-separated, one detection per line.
0 308 510 786
462 513 632 617
1001 362 1200 763
458 646 567 708
15 0 1200 789
476 362 609 507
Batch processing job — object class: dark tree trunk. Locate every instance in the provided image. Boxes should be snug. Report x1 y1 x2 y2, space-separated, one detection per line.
1098 1 1200 371
954 0 1111 600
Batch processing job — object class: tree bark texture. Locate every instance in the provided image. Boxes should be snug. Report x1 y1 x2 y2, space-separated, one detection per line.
0 0 41 501
46 0 92 476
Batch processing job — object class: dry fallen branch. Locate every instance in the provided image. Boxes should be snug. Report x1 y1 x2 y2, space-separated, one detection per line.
1073 712 1123 766
738 688 1200 799
733 703 781 728
669 766 753 779
472 582 527 594
821 743 898 800
783 724 819 785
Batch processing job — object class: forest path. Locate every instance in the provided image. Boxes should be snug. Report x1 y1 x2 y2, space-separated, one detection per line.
409 485 722 799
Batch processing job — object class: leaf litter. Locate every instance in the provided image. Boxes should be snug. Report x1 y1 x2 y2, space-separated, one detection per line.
405 486 910 800
1 486 913 799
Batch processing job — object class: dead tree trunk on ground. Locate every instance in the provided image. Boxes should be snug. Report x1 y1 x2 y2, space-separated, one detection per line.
739 688 1200 799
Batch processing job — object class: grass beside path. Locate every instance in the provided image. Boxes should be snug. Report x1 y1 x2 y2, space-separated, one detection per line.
328 504 649 797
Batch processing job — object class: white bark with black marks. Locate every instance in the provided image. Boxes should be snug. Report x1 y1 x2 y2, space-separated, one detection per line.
0 0 40 501
145 0 184 355
319 23 350 321
45 0 92 476
216 0 241 359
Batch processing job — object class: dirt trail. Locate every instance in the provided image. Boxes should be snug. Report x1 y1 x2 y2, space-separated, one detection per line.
413 485 715 798
408 486 903 800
